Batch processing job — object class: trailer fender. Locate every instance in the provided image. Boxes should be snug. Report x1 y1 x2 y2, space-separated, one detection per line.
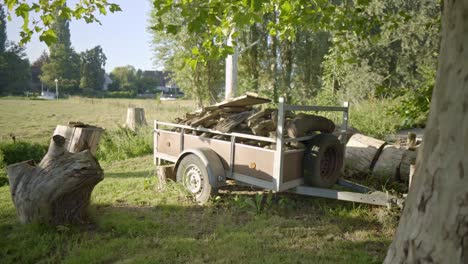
175 148 226 188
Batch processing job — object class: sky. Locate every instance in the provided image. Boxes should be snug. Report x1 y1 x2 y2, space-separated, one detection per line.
6 0 159 73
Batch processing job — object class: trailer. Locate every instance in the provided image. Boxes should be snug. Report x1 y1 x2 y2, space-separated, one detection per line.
153 98 404 207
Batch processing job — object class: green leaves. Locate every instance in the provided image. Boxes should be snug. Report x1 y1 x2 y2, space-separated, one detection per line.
5 0 122 46
38 29 57 46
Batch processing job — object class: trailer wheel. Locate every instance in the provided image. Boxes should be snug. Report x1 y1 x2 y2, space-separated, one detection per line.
176 154 216 204
303 134 344 188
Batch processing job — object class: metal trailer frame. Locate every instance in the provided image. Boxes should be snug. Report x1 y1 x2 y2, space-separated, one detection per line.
153 97 404 207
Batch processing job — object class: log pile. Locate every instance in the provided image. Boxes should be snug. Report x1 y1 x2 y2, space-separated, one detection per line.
345 133 419 183
173 93 336 149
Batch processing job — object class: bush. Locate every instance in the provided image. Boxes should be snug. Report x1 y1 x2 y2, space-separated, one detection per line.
0 141 47 165
96 127 152 162
0 141 47 187
104 91 136 98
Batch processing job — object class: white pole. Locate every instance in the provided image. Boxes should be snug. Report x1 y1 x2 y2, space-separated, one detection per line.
225 29 238 100
54 78 59 99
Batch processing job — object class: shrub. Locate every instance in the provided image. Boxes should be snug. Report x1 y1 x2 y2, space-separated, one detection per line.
96 127 152 162
0 141 47 187
0 141 47 165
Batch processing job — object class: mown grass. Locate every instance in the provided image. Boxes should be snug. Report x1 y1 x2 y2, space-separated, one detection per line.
0 155 395 263
0 97 195 143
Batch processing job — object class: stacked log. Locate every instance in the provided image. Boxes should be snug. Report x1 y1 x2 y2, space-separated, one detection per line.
345 133 419 183
174 94 336 150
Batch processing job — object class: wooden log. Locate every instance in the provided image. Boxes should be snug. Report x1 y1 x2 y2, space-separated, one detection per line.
398 149 417 183
191 110 221 126
156 164 176 191
7 135 103 224
285 113 335 138
125 107 147 131
246 108 275 123
53 124 104 155
373 145 406 177
251 119 276 136
214 110 255 133
345 133 386 173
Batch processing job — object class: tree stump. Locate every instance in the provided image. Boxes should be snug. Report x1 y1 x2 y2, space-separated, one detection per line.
54 122 104 155
7 135 103 224
126 107 147 131
156 164 176 191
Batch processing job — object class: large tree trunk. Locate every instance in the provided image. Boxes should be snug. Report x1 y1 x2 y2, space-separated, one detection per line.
384 1 468 263
7 135 103 225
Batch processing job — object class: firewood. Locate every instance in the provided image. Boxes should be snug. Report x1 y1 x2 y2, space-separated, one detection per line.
191 110 221 126
285 113 335 138
214 110 256 133
251 120 276 136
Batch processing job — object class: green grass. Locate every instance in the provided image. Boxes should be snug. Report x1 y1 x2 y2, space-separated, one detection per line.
0 155 394 263
0 97 397 263
0 97 195 143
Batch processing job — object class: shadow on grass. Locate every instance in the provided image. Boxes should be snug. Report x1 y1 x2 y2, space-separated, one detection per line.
104 170 153 178
0 180 392 264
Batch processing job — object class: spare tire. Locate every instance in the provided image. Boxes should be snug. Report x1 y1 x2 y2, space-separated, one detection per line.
303 134 344 188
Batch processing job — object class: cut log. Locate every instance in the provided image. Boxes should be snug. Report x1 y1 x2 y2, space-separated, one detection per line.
156 164 176 191
373 145 406 177
398 149 417 183
345 133 386 173
126 107 147 131
7 135 103 224
54 123 104 155
285 113 335 138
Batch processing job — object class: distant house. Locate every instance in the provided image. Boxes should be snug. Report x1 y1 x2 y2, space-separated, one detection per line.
102 73 113 91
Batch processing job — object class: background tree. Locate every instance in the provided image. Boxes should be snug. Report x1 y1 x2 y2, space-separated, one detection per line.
0 4 30 95
109 65 137 93
79 45 106 92
40 5 81 94
150 6 225 106
0 4 6 53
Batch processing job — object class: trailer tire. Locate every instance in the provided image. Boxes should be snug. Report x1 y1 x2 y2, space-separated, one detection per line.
176 154 216 204
303 134 344 188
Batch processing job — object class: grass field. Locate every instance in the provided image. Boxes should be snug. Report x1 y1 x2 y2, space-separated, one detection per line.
0 97 397 263
0 97 195 143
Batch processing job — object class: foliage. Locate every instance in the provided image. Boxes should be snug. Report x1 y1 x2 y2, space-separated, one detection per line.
109 65 137 92
96 127 152 162
0 141 47 165
3 0 121 45
389 66 435 128
150 8 224 106
80 45 107 91
31 50 49 68
321 0 440 125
